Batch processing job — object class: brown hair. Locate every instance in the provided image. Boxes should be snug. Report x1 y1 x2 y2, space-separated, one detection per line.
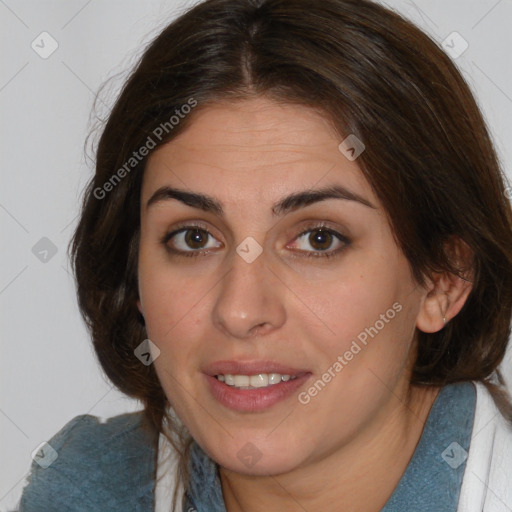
71 0 512 501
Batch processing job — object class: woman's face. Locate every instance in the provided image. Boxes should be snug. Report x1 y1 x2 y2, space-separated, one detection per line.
138 97 429 475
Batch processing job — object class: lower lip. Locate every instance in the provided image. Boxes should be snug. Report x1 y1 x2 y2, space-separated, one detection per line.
205 373 311 412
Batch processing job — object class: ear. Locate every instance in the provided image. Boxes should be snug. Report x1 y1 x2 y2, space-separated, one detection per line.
416 238 473 333
137 299 144 315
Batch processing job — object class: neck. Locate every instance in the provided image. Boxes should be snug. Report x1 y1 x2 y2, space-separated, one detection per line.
220 384 440 512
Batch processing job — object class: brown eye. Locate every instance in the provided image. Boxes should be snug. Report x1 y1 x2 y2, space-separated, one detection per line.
308 229 333 251
162 226 222 255
289 226 350 258
184 228 209 249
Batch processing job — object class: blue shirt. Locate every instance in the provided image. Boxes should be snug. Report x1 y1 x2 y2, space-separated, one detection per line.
18 382 475 511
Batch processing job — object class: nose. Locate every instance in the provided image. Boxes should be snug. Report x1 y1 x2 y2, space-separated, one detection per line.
212 247 286 339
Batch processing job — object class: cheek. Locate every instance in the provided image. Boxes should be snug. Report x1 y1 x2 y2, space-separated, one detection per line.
139 264 207 401
288 254 408 353
293 279 417 442
138 251 211 341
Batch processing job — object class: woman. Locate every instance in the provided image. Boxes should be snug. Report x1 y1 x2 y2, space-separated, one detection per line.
18 0 512 510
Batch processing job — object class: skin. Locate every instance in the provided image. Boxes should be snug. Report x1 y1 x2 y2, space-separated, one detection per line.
137 97 472 511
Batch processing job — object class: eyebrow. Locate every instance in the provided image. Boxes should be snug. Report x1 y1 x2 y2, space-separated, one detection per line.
146 184 376 216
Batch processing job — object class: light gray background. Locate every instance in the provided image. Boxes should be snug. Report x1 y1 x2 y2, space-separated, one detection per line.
1 0 511 509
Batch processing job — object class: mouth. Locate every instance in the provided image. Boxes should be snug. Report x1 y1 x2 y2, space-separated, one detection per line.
203 360 311 412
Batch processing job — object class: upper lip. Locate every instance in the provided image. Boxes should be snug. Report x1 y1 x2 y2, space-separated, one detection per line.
202 360 310 377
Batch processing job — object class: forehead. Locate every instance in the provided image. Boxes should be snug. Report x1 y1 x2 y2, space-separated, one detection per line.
142 97 375 206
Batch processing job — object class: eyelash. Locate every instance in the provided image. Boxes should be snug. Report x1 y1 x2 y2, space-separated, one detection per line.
160 222 351 260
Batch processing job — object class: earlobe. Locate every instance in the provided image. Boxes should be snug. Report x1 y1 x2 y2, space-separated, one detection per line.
137 299 143 315
416 286 449 333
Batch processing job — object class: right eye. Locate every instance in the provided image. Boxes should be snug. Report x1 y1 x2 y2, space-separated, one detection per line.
162 226 223 256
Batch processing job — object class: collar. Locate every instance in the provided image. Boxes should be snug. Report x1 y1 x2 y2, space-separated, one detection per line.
382 381 475 511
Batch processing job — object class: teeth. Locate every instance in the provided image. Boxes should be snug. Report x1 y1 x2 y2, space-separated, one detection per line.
268 373 281 385
216 373 297 389
233 375 250 387
250 374 268 388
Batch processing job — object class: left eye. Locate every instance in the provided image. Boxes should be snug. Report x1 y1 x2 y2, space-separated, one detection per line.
290 228 347 253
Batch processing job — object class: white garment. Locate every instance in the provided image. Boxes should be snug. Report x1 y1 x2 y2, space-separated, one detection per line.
155 382 512 512
458 382 512 512
155 415 185 512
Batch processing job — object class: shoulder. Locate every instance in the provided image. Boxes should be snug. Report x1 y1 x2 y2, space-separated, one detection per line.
18 411 157 512
458 381 512 512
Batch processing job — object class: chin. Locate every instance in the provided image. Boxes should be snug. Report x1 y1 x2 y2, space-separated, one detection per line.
218 454 301 477
204 435 306 477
